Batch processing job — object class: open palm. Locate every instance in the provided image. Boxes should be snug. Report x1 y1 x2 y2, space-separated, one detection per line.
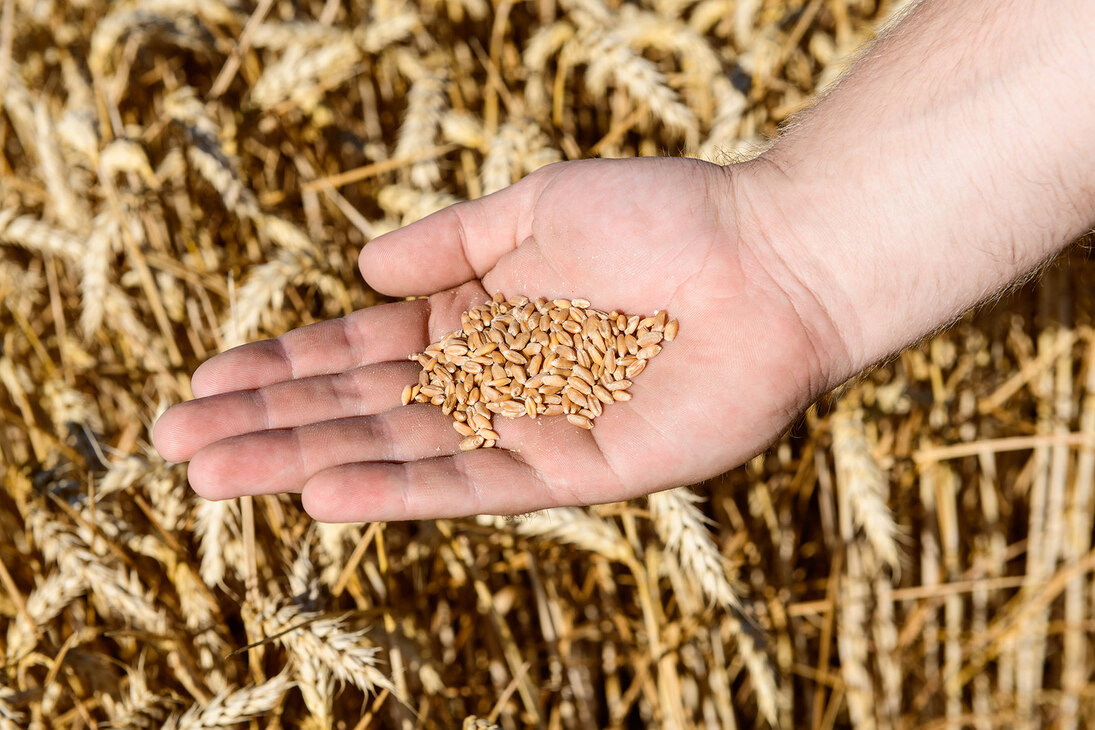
153 157 838 521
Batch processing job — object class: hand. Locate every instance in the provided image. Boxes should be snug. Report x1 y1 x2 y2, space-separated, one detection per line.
153 157 845 521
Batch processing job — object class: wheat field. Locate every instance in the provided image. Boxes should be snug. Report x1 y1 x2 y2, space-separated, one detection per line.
2 0 1094 727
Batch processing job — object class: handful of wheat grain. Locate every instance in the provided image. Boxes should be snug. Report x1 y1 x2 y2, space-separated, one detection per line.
403 293 678 450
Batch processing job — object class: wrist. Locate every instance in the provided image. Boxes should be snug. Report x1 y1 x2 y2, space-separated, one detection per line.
726 159 861 397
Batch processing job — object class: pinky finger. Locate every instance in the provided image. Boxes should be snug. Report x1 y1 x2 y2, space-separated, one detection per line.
301 450 552 522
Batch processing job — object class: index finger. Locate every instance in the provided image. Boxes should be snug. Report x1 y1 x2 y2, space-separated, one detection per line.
190 299 430 398
358 166 552 297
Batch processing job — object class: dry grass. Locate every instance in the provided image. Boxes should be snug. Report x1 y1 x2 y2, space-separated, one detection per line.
2 0 1095 727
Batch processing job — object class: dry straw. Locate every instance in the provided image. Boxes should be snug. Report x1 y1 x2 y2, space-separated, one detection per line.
5 0 1092 727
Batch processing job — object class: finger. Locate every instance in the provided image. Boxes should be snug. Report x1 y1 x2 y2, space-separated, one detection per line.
191 299 430 398
153 360 420 463
300 449 556 522
358 170 552 297
187 404 461 500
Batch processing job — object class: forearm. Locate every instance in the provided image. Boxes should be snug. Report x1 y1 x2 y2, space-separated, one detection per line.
740 0 1095 381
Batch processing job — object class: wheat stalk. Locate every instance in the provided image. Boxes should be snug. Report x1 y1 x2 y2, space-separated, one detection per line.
1 73 38 163
581 31 698 145
250 33 362 113
393 71 449 189
649 488 740 610
79 213 117 337
649 487 780 725
0 210 85 260
101 664 168 729
1061 337 1095 728
5 568 86 664
165 87 261 220
352 9 418 54
0 684 24 730
258 597 395 696
28 511 171 635
221 247 315 348
838 540 876 730
33 101 92 234
480 123 523 196
479 508 634 564
250 21 346 51
831 406 900 572
194 497 241 587
164 672 292 730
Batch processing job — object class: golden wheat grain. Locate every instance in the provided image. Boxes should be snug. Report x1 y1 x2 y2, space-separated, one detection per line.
409 295 669 447
918 458 943 709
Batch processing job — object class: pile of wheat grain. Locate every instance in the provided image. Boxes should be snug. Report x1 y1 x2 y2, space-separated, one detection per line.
3 0 1095 727
406 293 676 448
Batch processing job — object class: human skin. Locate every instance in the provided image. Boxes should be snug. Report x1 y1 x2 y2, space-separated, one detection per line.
153 0 1095 522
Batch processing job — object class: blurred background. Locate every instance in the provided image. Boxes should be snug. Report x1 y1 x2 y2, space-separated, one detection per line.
2 0 1094 727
